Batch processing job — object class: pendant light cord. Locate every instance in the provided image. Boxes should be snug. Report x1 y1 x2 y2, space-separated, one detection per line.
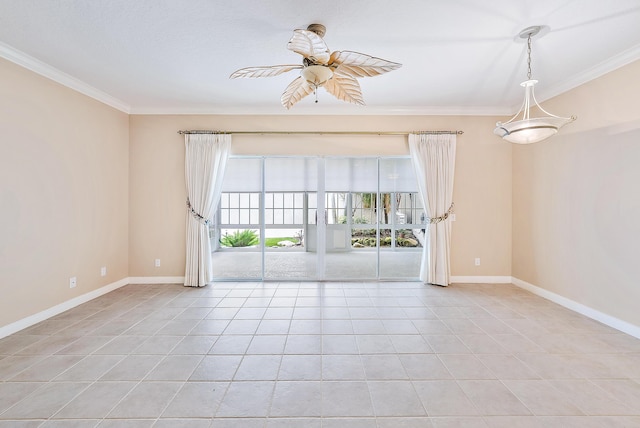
526 34 532 80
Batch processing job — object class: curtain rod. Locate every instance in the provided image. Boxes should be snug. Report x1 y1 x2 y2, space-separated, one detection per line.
177 130 463 136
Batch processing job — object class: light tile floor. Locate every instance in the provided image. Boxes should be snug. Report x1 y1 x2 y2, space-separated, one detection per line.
1 282 640 427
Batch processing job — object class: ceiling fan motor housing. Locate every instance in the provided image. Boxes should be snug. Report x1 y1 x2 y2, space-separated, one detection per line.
307 24 326 37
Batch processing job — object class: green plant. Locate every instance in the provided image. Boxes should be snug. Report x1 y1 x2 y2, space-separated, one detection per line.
380 236 392 246
220 229 259 247
360 193 375 208
358 193 392 223
338 216 369 224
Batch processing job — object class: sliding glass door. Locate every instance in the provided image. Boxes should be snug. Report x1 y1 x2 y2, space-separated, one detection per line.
212 157 263 279
378 158 424 279
323 158 379 279
263 157 318 280
211 156 424 281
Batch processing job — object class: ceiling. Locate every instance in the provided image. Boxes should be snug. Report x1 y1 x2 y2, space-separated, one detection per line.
1 0 640 115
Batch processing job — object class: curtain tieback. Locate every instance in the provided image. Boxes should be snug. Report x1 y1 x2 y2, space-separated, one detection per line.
428 202 454 224
186 198 210 225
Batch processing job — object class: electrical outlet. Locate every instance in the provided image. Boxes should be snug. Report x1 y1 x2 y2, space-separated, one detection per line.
69 277 77 288
474 258 481 266
155 259 161 267
100 266 107 277
450 214 456 222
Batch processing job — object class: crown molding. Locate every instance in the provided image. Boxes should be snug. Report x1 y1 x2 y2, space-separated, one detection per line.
536 44 640 104
3 40 638 117
129 105 508 116
0 42 131 114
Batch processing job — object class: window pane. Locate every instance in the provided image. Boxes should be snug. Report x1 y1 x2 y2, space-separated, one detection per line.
284 193 294 208
378 194 392 225
307 193 316 208
250 193 260 207
274 209 284 224
239 210 249 224
265 193 273 209
250 209 259 224
284 210 293 224
265 209 273 224
396 229 422 248
221 209 229 224
379 228 392 247
294 209 303 224
352 193 376 224
222 158 262 192
274 193 283 207
326 192 347 224
395 192 424 225
351 228 377 249
325 158 378 192
219 228 260 248
379 158 418 193
229 193 239 208
265 158 317 192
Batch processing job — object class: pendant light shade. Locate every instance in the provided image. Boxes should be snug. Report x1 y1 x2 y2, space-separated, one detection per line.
495 26 576 144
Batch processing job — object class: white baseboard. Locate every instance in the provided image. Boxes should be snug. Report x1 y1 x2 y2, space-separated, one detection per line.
5 275 637 340
450 276 512 284
128 276 185 284
512 277 640 339
0 278 129 339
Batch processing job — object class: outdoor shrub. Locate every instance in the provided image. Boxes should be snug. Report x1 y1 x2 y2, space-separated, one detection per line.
220 229 259 247
380 236 392 246
338 216 369 224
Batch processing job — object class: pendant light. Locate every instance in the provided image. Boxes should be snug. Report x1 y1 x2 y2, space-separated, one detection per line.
494 26 576 144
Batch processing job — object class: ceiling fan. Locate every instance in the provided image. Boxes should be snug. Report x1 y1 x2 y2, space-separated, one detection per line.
229 24 402 109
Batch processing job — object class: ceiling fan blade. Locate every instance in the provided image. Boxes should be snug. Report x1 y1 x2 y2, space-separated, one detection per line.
329 51 402 77
281 76 314 109
287 29 330 65
230 65 302 79
324 72 365 106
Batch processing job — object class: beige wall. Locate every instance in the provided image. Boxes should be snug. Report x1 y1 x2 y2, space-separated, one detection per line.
129 114 512 278
3 49 638 333
0 58 129 328
512 60 640 326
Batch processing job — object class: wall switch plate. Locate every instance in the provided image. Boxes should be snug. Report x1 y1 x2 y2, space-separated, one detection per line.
474 258 481 266
155 259 161 267
69 277 77 288
450 214 456 221
100 267 107 276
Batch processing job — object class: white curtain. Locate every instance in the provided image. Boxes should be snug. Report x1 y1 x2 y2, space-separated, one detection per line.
409 133 457 286
184 133 231 287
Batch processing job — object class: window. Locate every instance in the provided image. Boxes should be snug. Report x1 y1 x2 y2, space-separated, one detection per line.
265 192 304 225
220 192 260 225
211 156 424 280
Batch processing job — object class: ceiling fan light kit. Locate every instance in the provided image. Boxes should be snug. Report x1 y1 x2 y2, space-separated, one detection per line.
494 26 576 144
230 24 402 109
301 65 334 87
